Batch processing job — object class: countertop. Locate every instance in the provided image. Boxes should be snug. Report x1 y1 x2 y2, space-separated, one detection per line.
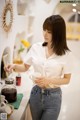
1 72 33 120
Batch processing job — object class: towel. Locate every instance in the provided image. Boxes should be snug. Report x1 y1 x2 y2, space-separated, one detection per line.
10 93 23 109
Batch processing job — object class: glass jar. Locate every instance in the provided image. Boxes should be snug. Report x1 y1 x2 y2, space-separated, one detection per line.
1 78 17 103
16 73 21 86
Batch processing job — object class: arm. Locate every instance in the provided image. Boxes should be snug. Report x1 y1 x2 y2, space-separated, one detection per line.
49 74 71 85
4 63 30 73
35 73 71 88
4 44 36 73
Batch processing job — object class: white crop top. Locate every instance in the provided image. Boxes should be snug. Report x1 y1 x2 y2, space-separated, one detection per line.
23 42 73 79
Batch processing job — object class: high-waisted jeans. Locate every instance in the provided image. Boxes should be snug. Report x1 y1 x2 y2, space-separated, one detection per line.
29 85 62 120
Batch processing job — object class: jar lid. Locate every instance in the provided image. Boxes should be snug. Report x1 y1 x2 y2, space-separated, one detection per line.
5 78 14 84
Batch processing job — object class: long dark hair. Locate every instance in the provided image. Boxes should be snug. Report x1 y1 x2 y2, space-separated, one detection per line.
43 15 70 55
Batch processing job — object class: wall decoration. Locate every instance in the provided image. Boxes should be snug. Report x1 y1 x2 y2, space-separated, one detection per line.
13 32 31 64
2 0 13 32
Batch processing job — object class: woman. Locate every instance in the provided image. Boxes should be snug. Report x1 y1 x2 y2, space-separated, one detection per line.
5 15 72 120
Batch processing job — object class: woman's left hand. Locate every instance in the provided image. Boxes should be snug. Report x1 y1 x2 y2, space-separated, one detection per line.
35 77 49 88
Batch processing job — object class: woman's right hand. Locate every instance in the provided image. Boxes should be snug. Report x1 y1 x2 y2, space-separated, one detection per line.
4 64 15 73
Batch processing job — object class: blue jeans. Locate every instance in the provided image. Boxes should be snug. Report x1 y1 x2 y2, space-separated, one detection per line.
29 85 62 120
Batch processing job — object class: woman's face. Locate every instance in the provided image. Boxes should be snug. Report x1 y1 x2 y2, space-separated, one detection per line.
43 29 52 44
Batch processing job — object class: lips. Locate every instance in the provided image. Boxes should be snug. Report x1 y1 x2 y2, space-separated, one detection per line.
44 38 48 41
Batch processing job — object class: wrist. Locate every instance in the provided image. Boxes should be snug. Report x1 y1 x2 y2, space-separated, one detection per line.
44 78 55 88
44 78 50 88
13 64 16 71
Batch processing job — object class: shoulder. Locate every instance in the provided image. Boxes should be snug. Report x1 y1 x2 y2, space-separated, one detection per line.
61 51 72 59
65 51 73 60
32 42 42 47
31 42 43 50
58 51 73 63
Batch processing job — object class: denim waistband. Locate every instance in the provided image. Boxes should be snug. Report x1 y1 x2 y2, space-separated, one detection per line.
33 85 61 95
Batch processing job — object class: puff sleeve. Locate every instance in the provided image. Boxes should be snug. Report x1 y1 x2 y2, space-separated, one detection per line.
23 44 36 65
62 52 74 74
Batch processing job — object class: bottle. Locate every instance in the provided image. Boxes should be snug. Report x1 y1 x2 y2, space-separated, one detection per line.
1 78 17 103
16 73 21 86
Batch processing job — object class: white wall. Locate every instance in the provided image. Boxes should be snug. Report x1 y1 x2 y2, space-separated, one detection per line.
67 40 80 60
32 0 59 43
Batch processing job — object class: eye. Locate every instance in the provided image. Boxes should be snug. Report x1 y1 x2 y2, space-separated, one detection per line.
43 29 52 34
47 30 52 34
43 28 46 31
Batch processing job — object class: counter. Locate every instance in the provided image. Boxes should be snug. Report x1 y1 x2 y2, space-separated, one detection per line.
7 72 33 120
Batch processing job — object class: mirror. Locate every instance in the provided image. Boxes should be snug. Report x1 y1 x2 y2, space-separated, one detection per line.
6 10 11 26
2 0 13 32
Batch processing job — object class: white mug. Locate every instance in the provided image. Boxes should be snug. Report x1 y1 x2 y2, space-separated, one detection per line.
0 102 13 115
0 102 6 113
0 95 8 104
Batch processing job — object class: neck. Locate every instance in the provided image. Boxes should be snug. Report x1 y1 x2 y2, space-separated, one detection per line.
47 43 51 49
46 43 54 57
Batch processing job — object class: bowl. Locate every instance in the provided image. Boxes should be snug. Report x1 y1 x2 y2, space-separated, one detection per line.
5 104 14 118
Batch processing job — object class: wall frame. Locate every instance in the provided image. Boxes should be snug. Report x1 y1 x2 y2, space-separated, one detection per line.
2 0 13 32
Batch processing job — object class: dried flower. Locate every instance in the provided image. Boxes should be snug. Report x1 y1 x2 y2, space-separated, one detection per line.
21 39 30 48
